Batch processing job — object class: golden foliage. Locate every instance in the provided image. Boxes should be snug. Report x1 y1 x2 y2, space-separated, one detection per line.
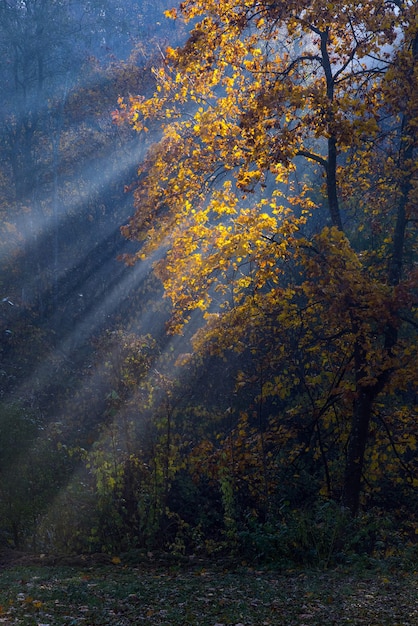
118 0 418 510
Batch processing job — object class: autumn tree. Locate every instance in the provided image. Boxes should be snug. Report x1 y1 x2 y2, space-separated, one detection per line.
114 0 418 516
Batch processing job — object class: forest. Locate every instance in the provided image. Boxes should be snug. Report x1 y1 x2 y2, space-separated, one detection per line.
0 0 417 570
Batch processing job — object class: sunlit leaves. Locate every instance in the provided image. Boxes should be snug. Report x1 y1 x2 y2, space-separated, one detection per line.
118 0 418 514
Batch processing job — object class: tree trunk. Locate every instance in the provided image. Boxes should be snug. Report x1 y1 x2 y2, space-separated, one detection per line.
342 388 374 515
320 26 343 231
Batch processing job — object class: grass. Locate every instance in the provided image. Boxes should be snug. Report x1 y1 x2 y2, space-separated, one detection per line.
0 556 416 625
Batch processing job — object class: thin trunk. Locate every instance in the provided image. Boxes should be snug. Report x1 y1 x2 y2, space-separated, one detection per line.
326 135 342 230
257 368 271 521
343 389 374 515
163 401 172 507
320 27 343 231
53 133 60 307
316 420 332 498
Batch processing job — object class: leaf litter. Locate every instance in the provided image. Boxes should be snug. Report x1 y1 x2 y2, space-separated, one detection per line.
0 560 416 625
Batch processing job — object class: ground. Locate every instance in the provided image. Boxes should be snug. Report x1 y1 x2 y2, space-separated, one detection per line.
0 554 416 625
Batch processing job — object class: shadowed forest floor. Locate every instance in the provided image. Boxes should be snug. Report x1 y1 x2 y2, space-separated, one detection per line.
0 557 416 625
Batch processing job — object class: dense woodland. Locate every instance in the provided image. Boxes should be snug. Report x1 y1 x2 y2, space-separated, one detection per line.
0 0 417 566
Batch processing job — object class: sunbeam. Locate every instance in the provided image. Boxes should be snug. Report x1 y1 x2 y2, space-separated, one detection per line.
0 135 146 265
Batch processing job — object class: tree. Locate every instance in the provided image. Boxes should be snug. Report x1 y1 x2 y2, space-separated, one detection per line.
118 0 418 516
